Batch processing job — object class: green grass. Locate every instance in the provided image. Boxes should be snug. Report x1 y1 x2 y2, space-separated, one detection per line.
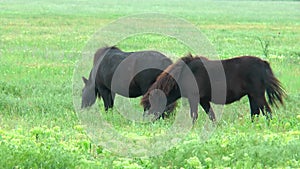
1 0 300 168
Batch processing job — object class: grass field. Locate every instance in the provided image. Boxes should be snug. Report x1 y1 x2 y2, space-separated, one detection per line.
1 0 300 168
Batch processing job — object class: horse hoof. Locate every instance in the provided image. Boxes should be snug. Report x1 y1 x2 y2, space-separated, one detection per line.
143 110 149 117
209 115 216 122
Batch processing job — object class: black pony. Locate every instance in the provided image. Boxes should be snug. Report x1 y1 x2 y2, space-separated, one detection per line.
82 46 176 115
141 54 285 123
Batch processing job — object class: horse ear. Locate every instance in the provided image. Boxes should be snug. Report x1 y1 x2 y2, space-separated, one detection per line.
82 76 88 84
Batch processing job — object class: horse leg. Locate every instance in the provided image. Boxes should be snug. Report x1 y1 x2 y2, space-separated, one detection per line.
248 95 260 122
200 99 216 122
257 95 272 120
100 88 112 111
163 102 177 119
108 92 115 109
265 104 272 120
188 96 199 124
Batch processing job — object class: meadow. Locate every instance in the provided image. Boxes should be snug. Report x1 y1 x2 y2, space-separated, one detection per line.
0 0 299 168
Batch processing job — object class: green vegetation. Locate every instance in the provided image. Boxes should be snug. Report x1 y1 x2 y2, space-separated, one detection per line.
0 0 299 168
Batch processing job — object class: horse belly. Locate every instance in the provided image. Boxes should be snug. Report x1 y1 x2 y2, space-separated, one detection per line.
110 79 142 97
225 89 246 104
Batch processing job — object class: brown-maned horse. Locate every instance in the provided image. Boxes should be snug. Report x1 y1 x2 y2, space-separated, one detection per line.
82 46 176 117
141 54 285 123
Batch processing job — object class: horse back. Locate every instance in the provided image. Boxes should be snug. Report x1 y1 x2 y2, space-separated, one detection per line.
95 49 172 97
188 56 269 104
120 51 172 95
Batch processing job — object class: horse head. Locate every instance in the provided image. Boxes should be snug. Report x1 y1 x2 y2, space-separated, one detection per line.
81 76 97 108
142 88 168 119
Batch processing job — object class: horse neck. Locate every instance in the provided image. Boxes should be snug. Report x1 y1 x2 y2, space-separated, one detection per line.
104 49 132 64
160 59 188 92
88 66 97 85
94 47 130 65
166 86 181 106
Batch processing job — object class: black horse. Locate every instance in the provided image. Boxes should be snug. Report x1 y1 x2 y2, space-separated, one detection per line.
82 46 176 116
141 54 285 123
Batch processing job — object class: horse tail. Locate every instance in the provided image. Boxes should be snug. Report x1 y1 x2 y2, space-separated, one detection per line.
264 61 285 107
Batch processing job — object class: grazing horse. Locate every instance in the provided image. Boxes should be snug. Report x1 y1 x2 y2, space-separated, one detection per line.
141 54 285 123
81 46 176 116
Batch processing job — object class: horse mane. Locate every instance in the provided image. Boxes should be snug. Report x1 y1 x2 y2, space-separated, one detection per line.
86 46 121 84
156 53 196 92
93 46 120 65
141 53 196 106
181 53 196 63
